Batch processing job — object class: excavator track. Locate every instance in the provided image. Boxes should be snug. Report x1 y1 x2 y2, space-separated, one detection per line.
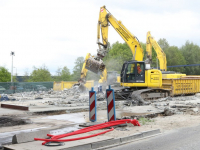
114 87 170 103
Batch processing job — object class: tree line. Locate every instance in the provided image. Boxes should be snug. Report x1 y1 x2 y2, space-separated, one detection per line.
103 39 200 75
0 38 200 82
0 57 84 82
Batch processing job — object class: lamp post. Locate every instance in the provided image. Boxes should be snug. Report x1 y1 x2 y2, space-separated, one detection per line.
14 67 17 76
10 51 15 82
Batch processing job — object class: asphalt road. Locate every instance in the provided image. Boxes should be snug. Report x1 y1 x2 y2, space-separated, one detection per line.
110 125 200 150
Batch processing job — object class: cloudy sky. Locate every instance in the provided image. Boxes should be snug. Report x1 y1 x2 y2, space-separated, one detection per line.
0 0 200 76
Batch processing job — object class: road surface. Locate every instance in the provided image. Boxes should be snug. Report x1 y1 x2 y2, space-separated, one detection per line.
110 125 200 150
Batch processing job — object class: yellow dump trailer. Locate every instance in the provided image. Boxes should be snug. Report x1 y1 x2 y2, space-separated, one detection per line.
63 81 77 89
53 80 94 91
53 82 63 91
162 76 200 96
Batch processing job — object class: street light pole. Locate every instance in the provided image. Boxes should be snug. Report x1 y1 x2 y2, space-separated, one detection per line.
10 51 15 82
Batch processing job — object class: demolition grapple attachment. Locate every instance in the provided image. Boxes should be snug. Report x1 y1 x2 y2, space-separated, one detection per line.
85 57 105 75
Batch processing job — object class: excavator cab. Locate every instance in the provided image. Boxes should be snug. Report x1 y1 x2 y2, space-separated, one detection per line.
121 61 145 83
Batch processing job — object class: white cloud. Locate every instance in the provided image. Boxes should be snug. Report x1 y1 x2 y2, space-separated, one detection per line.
0 0 200 75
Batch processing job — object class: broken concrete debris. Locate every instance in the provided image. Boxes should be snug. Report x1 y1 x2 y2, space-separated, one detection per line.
1 86 200 118
163 108 175 116
0 116 31 127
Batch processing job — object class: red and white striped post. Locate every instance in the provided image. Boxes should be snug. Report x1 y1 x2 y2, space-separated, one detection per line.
106 85 116 122
89 87 97 122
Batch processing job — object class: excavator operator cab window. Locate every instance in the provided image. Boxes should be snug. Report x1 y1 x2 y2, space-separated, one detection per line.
136 63 145 82
126 64 135 81
122 61 145 83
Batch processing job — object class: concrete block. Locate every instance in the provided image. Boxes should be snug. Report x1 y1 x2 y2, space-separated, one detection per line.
120 133 143 142
92 138 121 149
12 129 50 144
142 129 160 137
133 132 144 139
60 144 91 150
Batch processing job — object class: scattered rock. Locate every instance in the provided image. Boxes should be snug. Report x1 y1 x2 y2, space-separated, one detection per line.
164 108 174 116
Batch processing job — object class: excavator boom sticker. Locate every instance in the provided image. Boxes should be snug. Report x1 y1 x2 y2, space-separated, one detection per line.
101 8 104 13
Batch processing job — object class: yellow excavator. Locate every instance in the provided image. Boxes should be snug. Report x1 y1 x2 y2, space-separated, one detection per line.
86 6 163 87
85 6 200 101
146 31 167 71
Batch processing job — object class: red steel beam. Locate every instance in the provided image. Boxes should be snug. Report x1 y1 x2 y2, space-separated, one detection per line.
1 104 29 111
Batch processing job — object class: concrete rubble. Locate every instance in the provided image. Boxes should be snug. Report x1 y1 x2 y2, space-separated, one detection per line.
1 86 200 115
1 86 200 149
0 86 126 112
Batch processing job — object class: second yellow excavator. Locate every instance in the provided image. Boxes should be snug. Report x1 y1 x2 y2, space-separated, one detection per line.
78 53 119 88
146 31 167 71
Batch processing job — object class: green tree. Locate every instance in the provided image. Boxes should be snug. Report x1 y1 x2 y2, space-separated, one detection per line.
54 67 62 81
61 66 71 81
54 66 71 81
165 46 186 73
179 41 200 75
23 69 29 82
103 41 150 72
0 67 11 82
103 42 133 72
157 38 170 51
29 65 52 82
71 57 85 81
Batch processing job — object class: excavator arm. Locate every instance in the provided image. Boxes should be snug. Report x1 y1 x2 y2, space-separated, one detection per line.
86 6 144 74
97 6 144 61
78 53 91 84
146 31 167 71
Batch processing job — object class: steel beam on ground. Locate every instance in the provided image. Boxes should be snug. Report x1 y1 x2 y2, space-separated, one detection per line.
1 104 29 111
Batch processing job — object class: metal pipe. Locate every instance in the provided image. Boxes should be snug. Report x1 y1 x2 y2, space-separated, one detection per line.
11 54 13 82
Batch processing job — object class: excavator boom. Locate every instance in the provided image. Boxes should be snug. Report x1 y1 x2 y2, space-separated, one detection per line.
146 31 167 71
85 6 144 74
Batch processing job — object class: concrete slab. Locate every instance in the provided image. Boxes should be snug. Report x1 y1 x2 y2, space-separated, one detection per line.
122 106 163 114
142 129 160 137
120 133 143 142
79 122 104 127
92 138 121 149
4 134 112 150
0 108 25 116
29 106 89 113
12 129 50 144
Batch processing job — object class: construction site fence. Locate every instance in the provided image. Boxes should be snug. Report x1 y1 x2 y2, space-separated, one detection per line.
0 82 53 94
53 80 95 91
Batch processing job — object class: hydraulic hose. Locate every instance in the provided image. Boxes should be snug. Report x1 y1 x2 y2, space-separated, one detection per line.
34 119 140 145
35 128 114 142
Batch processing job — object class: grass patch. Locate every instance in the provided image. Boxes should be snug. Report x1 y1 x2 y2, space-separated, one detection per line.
138 117 154 125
